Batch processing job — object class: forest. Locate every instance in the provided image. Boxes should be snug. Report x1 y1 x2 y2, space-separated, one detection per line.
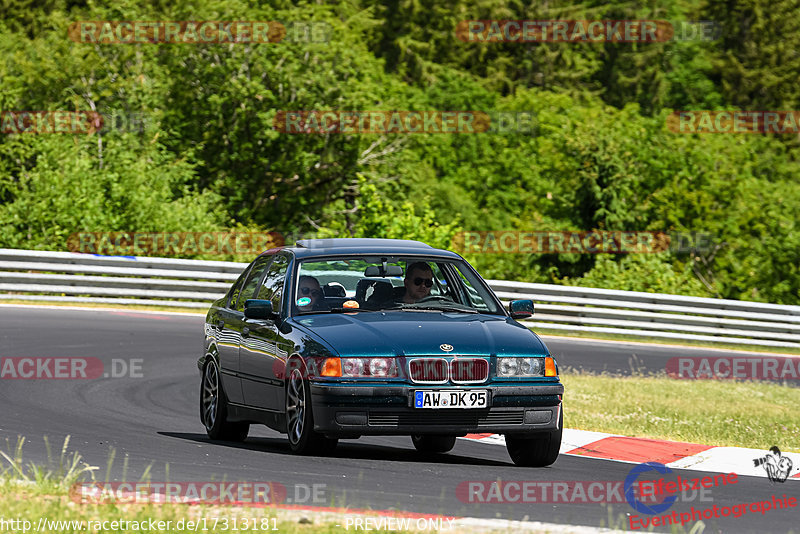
1 0 798 304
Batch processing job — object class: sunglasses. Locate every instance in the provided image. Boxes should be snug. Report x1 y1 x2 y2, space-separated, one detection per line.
413 278 433 287
299 287 323 297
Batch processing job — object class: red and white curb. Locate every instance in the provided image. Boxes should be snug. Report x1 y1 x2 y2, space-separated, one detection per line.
463 429 800 480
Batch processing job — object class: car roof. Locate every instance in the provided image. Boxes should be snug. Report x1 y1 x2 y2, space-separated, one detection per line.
274 238 462 260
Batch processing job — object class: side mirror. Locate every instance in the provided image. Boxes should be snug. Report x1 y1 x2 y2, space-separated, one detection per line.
244 299 278 320
509 299 534 319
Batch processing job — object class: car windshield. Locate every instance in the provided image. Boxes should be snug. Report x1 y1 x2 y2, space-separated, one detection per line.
293 256 502 315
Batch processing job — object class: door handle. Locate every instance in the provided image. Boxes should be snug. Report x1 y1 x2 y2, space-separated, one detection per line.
242 327 250 337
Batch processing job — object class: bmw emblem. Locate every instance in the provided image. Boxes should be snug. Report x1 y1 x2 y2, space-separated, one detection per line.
440 343 454 352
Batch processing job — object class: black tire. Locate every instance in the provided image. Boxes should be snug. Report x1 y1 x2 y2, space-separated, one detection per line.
505 410 563 467
285 366 338 454
200 359 249 442
411 435 457 454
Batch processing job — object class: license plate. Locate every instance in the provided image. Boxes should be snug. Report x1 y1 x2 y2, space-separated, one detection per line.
414 390 488 409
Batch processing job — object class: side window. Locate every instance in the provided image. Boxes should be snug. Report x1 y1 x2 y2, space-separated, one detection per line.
256 254 289 311
226 269 249 309
454 268 490 311
428 262 447 297
234 255 273 312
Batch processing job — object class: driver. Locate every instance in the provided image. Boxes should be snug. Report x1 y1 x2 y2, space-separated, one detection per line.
400 262 434 303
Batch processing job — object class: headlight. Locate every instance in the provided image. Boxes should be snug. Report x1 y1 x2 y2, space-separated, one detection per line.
342 358 365 376
340 357 398 377
519 357 542 375
497 356 557 377
369 358 395 377
497 358 519 376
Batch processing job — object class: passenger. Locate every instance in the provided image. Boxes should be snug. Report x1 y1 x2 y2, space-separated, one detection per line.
297 275 327 311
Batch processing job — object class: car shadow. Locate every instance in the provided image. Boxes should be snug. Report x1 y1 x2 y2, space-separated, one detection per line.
158 432 511 467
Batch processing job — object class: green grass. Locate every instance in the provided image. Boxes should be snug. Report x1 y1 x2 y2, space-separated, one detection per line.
561 369 800 452
0 436 98 494
0 486 303 533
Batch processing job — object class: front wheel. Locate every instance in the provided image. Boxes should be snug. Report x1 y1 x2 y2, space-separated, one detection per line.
200 359 249 442
505 409 562 467
411 435 457 454
285 366 338 454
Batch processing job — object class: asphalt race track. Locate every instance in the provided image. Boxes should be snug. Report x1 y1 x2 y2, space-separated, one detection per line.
1 306 797 533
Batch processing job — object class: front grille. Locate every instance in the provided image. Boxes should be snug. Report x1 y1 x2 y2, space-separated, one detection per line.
368 411 523 427
450 358 489 383
408 358 448 383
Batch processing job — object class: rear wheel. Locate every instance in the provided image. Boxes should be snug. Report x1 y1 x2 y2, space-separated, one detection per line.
286 366 338 454
200 359 249 442
411 435 457 454
505 410 562 467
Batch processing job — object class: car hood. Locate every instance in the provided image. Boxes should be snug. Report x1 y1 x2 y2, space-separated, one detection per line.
290 311 548 357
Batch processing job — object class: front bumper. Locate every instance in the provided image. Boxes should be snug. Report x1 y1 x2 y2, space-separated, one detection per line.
310 383 563 437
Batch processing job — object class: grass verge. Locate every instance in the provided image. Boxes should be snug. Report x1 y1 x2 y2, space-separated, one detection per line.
561 369 800 452
0 487 619 534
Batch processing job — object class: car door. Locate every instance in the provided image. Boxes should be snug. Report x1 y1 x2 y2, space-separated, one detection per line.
222 254 273 405
240 252 290 411
213 266 251 405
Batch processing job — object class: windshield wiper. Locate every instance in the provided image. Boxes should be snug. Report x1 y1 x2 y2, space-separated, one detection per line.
371 304 405 311
403 305 478 314
297 307 376 315
329 307 376 313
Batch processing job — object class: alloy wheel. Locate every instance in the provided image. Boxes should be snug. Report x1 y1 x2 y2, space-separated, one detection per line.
286 368 305 444
201 362 219 430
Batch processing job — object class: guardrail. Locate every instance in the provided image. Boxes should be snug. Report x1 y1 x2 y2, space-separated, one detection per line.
2 248 799 348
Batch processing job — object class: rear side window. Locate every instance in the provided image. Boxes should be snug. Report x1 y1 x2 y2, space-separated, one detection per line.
256 254 289 312
234 255 273 312
226 269 250 309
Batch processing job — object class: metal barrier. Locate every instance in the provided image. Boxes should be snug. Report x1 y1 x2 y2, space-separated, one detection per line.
1 248 799 348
